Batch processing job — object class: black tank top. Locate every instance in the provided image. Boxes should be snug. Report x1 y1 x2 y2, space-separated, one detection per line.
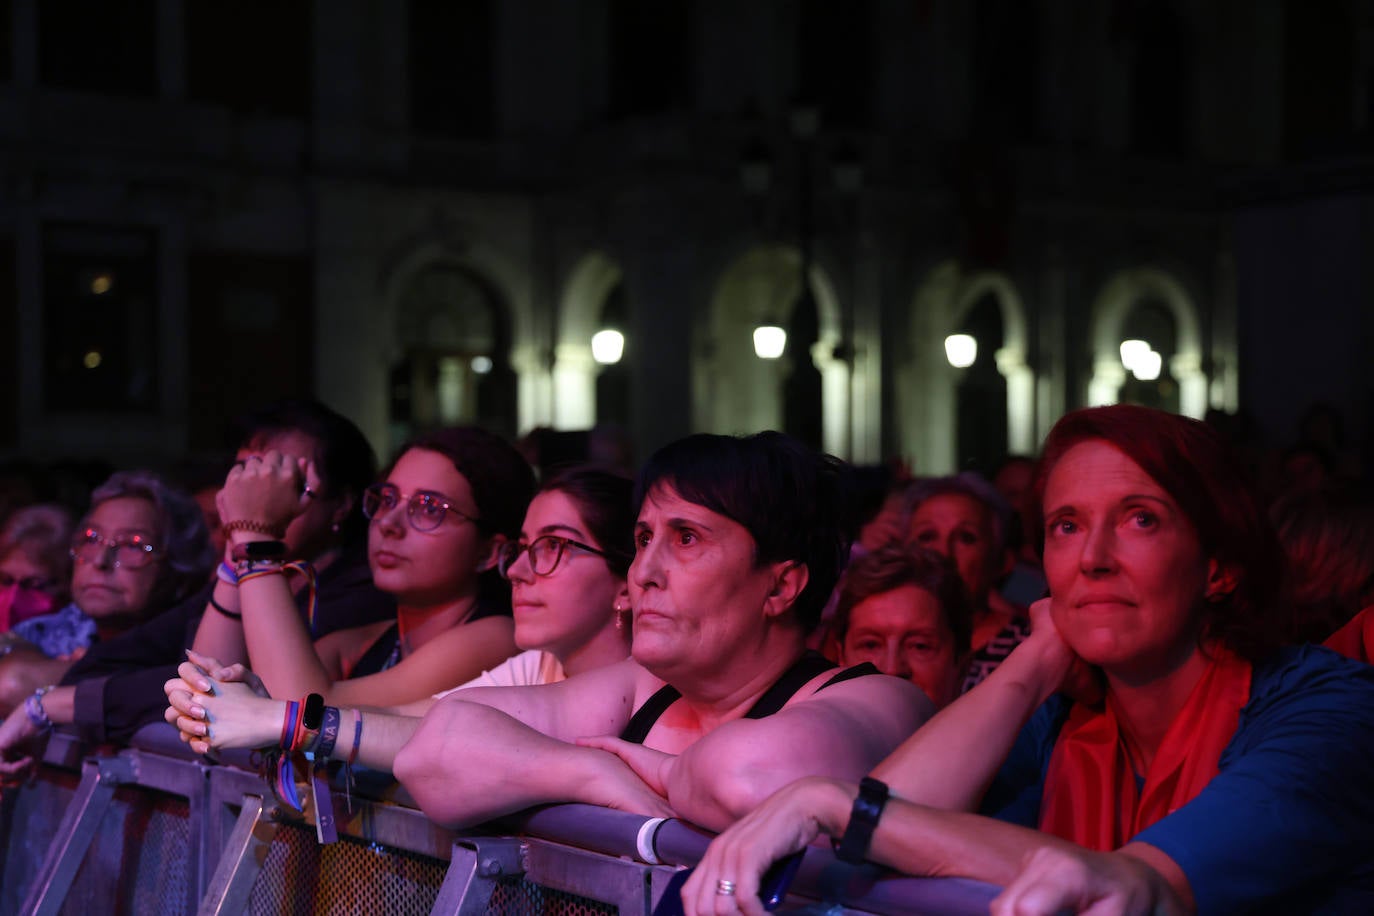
618 651 879 744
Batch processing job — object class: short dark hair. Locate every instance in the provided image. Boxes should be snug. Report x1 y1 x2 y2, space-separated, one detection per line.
832 544 974 658
1033 405 1286 661
633 431 854 632
540 466 635 578
1271 483 1374 644
402 427 536 540
232 400 377 548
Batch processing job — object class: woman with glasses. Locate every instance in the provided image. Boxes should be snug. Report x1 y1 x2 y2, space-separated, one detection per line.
0 471 213 715
0 505 74 634
164 466 635 771
183 427 535 710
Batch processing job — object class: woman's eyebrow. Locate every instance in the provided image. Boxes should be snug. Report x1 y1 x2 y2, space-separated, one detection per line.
534 523 585 538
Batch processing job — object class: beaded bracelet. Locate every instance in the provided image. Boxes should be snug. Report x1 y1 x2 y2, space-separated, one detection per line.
25 686 55 733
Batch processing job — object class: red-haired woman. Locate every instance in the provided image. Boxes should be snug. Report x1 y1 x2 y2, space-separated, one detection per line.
681 405 1374 916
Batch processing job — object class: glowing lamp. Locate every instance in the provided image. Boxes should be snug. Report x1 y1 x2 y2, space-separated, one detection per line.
753 325 787 359
1132 350 1163 381
591 329 625 365
944 334 977 369
1119 339 1151 372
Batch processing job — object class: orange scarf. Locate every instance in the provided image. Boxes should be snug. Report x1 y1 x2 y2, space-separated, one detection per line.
1324 606 1374 665
1038 646 1252 850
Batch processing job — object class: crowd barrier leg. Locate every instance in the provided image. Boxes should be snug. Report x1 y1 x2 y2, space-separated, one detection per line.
18 755 136 916
430 838 528 915
195 793 279 916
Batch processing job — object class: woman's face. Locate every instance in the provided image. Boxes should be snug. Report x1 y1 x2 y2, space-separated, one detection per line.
367 447 491 607
0 546 63 622
71 496 164 619
840 584 962 708
908 493 1001 608
504 489 626 658
628 485 781 682
1041 440 1214 680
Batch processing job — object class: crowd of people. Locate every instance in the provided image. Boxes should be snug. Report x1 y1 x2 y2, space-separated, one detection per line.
1 398 1372 914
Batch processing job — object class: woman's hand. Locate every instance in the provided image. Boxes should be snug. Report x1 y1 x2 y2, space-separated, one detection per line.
217 450 313 537
578 747 677 819
575 735 677 798
1025 598 1102 706
164 652 277 754
0 703 44 789
991 846 1186 916
680 776 850 916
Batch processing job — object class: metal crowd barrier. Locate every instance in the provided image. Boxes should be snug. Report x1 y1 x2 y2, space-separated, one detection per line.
0 725 999 916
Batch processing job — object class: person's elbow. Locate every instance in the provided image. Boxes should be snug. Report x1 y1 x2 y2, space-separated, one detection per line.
394 721 468 828
677 744 829 829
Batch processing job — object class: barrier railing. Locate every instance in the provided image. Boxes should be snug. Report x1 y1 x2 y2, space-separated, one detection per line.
0 726 999 915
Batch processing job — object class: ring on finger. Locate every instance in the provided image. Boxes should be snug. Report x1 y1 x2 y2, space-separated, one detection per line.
715 879 737 896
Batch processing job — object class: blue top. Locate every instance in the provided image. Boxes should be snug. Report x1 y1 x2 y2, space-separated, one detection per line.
12 602 97 658
983 645 1374 914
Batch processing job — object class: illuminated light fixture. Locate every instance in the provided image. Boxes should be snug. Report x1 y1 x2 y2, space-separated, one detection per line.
591 329 625 365
470 355 493 375
753 324 787 359
1119 339 1151 372
83 350 102 369
944 334 977 369
1133 349 1163 381
90 274 113 295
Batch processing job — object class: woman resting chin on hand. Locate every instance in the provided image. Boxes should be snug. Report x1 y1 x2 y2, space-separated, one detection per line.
679 406 1374 916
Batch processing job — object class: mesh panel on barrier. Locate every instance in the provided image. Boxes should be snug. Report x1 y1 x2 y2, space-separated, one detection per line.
59 786 193 916
487 876 618 916
247 822 448 916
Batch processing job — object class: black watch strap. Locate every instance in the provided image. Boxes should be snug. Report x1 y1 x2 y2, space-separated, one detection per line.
231 539 289 562
834 777 889 864
302 692 325 731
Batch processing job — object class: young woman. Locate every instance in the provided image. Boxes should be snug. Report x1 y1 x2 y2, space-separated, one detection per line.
190 426 536 709
164 466 635 770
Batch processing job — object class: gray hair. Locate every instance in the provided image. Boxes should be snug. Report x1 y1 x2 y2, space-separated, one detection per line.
88 471 215 606
903 471 1014 555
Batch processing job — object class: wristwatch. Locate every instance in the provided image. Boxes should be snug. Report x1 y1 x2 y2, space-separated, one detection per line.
834 777 890 864
230 540 289 562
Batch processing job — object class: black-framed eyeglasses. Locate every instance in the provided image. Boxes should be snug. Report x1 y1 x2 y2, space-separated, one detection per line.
362 483 478 533
498 535 608 578
69 528 160 569
0 571 59 592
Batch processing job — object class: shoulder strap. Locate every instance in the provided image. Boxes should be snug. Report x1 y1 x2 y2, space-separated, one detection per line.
819 661 880 689
619 683 683 744
350 622 400 679
743 651 839 719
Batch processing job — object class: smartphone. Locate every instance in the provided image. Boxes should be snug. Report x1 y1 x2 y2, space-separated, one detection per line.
653 851 804 915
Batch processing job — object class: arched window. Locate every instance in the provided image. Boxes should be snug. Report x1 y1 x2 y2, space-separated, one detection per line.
389 264 515 454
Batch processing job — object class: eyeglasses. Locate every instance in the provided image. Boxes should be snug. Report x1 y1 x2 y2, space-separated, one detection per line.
70 529 160 569
0 571 59 592
362 483 478 533
498 535 609 579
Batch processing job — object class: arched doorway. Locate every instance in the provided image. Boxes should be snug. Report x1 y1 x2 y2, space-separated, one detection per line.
1087 268 1204 418
389 263 516 455
696 246 847 453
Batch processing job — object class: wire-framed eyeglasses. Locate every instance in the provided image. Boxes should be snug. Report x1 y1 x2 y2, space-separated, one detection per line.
362 483 478 532
70 529 160 569
498 535 609 578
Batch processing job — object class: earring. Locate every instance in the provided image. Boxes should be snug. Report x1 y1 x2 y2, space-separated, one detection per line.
331 522 341 533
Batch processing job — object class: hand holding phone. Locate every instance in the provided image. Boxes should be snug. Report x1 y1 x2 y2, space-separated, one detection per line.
653 851 805 915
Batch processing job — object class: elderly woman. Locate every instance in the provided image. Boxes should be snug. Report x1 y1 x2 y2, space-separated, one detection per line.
829 544 972 709
906 472 1030 690
0 505 74 634
683 406 1374 915
0 471 213 717
391 432 928 833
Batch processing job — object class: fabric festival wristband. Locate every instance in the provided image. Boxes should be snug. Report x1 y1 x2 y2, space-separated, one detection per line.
25 686 55 733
